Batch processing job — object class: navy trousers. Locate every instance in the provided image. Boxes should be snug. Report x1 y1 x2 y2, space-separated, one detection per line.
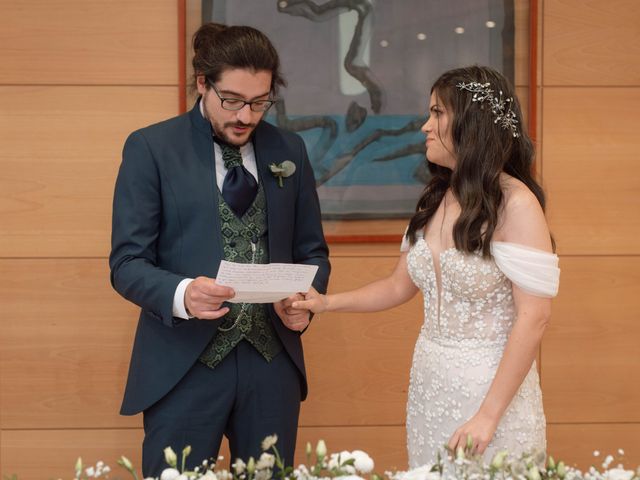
141 341 301 477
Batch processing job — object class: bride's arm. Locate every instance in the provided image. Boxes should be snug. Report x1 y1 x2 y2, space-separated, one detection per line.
448 185 554 455
293 252 419 313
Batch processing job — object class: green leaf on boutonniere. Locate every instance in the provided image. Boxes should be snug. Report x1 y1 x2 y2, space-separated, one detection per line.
269 160 296 187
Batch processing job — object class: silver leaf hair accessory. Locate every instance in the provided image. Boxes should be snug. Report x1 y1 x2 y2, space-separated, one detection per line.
456 81 521 138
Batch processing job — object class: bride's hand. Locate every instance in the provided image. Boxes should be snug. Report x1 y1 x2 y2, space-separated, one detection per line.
292 286 328 313
447 410 499 456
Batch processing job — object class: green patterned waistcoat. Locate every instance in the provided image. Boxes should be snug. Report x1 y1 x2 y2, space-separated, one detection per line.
199 183 283 368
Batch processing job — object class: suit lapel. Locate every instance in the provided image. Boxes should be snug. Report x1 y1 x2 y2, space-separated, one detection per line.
189 100 225 275
253 122 289 263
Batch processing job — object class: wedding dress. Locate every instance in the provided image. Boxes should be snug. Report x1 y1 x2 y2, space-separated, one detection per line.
401 234 560 467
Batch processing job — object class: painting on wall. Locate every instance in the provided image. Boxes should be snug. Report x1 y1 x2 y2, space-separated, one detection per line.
181 0 530 239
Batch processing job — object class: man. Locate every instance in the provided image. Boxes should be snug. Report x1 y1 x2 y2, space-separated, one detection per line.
109 23 330 477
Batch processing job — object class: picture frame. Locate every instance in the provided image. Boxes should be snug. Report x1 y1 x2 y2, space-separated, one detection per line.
177 0 538 243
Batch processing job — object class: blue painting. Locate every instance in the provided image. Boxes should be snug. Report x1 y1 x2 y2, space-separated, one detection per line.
206 0 515 218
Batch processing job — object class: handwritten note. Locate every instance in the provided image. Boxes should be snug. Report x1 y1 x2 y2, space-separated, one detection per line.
216 261 319 303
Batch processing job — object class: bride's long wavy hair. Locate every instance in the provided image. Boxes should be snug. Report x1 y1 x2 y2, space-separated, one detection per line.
406 65 548 258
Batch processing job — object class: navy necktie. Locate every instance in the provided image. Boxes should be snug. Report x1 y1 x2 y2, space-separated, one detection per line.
218 141 258 217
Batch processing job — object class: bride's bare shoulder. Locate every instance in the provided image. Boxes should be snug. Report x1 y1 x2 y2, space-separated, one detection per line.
500 173 540 211
496 173 551 250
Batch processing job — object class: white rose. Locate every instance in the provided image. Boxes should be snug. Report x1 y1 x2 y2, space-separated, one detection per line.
200 472 218 480
351 450 374 474
331 451 356 474
605 468 635 480
160 468 181 480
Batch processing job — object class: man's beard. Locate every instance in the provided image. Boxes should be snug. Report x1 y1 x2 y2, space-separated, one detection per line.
203 100 257 147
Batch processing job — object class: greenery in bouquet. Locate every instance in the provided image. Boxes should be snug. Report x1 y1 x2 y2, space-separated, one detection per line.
43 434 640 480
67 434 377 480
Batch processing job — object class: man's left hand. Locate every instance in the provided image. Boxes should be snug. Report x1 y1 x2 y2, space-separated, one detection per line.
274 293 311 332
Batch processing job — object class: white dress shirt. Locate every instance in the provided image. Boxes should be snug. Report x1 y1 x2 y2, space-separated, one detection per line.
172 100 260 319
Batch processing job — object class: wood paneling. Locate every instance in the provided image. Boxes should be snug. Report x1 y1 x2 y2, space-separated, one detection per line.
302 256 423 426
548 423 640 470
1 429 145 480
0 256 422 429
0 86 177 258
541 257 640 423
542 87 640 255
0 259 139 429
543 0 640 86
1 426 407 480
0 0 177 85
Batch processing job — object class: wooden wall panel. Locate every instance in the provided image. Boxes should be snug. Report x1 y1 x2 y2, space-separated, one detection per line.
1 426 407 480
548 423 640 470
0 256 422 430
302 256 423 426
542 88 640 255
543 0 640 86
0 0 177 85
541 257 640 423
0 259 139 429
0 86 177 258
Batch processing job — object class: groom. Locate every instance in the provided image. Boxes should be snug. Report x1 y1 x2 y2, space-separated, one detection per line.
109 23 330 477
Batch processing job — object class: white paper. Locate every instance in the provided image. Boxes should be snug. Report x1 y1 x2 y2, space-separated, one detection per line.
216 261 319 304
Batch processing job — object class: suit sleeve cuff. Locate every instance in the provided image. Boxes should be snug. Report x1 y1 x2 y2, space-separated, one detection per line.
172 278 194 319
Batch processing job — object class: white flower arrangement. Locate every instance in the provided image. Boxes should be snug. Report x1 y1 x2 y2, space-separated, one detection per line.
22 435 639 480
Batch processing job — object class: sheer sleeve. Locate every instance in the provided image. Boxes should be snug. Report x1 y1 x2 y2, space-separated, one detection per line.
491 241 560 298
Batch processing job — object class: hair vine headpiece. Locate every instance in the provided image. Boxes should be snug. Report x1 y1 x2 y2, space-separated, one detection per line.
456 81 520 138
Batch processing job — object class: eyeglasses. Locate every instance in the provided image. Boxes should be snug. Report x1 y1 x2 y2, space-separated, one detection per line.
209 82 275 112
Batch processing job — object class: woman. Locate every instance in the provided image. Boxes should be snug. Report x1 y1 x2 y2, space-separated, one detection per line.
294 66 559 466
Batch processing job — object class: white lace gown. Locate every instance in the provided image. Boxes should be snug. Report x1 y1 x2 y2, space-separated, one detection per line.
401 235 560 467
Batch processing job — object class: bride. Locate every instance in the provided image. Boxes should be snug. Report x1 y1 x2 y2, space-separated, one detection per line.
294 66 560 466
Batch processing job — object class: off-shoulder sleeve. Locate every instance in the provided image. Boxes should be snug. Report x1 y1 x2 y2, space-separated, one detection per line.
491 242 560 298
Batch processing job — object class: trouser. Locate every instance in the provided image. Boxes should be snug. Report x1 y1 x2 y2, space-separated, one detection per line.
141 340 301 477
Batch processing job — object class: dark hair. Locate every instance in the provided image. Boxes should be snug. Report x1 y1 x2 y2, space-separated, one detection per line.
407 65 550 257
191 23 286 95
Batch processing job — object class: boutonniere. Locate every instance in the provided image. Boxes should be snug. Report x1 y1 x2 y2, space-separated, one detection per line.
269 160 296 188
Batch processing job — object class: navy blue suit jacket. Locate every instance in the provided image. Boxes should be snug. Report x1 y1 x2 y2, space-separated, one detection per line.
110 102 330 415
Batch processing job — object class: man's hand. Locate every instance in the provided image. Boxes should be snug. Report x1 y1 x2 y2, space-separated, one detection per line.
184 276 235 320
274 293 311 332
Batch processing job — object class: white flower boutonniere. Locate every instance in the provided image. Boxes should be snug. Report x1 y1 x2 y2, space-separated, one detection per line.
269 160 296 187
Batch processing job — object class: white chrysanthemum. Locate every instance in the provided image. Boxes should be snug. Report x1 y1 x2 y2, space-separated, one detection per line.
262 434 279 451
256 452 276 470
232 458 246 474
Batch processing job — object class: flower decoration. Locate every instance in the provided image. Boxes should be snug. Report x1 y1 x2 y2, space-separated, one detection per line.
456 81 521 138
45 435 640 480
269 161 296 187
